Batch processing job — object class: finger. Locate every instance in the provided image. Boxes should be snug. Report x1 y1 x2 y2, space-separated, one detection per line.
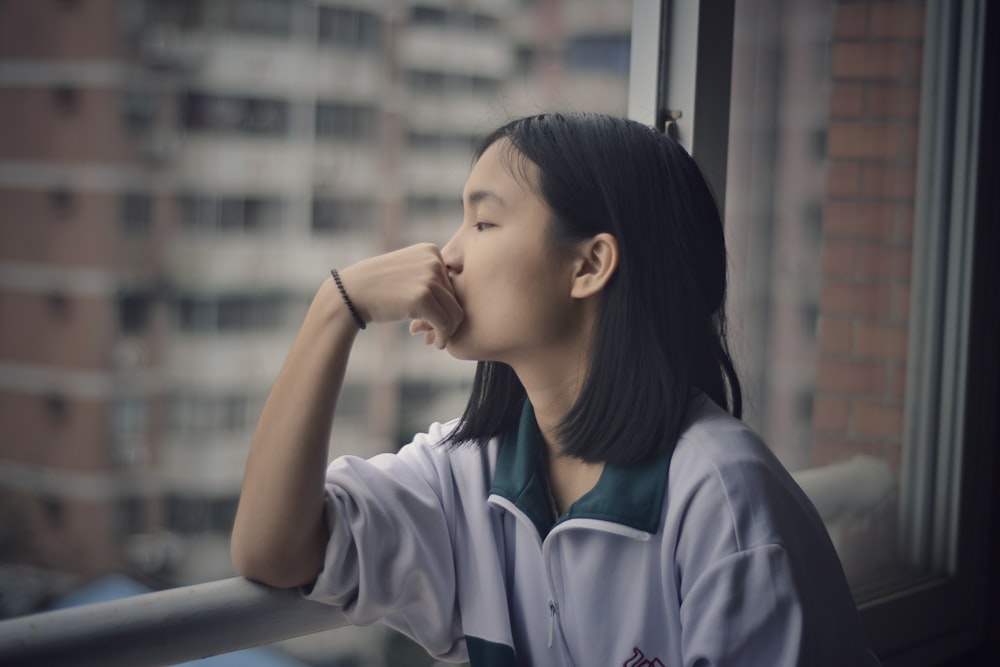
409 319 432 335
424 281 464 337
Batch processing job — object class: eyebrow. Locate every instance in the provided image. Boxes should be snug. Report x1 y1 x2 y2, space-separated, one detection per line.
464 189 505 208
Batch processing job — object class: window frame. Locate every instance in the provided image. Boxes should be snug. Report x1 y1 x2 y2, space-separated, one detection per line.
628 0 997 664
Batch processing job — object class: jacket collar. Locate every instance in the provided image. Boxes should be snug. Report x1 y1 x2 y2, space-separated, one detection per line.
488 400 673 539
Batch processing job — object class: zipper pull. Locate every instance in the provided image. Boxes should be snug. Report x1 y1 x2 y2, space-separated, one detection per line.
547 600 558 648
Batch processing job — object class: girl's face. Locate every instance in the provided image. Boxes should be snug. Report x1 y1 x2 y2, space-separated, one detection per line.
441 141 590 369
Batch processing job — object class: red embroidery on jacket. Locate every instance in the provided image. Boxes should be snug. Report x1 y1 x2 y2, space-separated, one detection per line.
623 646 666 667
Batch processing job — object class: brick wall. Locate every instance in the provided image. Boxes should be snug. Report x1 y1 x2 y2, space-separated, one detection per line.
813 0 925 470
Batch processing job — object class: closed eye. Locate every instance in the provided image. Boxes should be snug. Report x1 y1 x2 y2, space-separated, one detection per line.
474 222 495 232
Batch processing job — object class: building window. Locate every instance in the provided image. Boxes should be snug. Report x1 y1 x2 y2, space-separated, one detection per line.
179 92 289 136
136 0 202 28
405 130 480 153
404 70 501 95
311 198 376 234
111 397 149 467
169 392 266 435
119 292 152 335
116 496 148 537
317 6 382 50
46 290 70 318
409 5 499 31
406 195 462 219
165 495 239 535
169 392 265 435
121 193 153 238
121 89 157 133
178 194 284 234
175 295 285 333
51 84 80 113
49 186 74 215
220 0 293 37
44 392 69 424
315 102 378 140
40 496 65 526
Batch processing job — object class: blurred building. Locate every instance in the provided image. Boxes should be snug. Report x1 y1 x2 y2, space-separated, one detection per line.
0 0 630 619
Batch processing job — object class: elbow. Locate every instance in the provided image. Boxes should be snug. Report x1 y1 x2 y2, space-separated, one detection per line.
231 530 325 589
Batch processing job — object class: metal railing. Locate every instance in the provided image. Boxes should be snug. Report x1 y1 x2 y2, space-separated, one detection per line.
0 455 893 667
0 576 349 667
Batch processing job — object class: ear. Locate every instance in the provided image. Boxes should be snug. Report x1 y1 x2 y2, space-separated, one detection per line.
570 232 619 299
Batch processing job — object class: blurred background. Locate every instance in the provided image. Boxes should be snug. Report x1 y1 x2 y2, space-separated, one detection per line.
0 1 632 664
0 0 947 665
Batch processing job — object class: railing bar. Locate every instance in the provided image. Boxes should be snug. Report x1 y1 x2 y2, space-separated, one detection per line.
0 577 350 667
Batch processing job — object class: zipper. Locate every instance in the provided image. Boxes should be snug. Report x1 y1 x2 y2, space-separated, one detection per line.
547 599 559 648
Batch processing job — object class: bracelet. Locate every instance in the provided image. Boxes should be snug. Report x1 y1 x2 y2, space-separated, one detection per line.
330 268 366 330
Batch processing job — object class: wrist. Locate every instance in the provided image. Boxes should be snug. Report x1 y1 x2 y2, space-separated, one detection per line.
330 268 367 330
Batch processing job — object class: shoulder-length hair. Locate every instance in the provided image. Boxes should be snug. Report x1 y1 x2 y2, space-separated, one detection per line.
444 112 742 465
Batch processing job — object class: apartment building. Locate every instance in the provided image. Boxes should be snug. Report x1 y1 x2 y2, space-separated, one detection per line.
0 0 631 613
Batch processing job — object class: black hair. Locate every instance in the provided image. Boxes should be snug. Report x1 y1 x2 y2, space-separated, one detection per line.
444 112 742 465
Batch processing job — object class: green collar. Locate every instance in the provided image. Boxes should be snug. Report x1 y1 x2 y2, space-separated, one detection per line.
489 400 673 539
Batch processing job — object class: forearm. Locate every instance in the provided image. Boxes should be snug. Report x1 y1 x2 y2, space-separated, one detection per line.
230 245 461 588
231 276 358 587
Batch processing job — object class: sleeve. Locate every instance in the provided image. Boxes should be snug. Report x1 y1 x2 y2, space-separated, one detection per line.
302 429 468 662
668 427 881 667
678 544 805 666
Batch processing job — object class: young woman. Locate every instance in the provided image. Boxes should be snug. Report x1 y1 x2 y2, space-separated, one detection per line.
231 113 881 666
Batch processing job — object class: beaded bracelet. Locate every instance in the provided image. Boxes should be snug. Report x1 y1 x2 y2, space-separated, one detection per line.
330 268 366 330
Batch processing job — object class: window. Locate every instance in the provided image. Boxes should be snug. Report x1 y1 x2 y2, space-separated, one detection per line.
221 0 293 38
118 292 152 335
405 130 480 153
406 195 462 219
49 186 74 214
634 0 995 663
43 392 69 424
179 92 289 136
317 6 382 50
311 198 375 234
175 295 285 333
409 5 498 31
51 84 79 113
169 392 265 435
404 70 501 95
116 496 148 537
111 397 149 467
315 102 378 140
120 193 153 238
121 89 157 133
165 495 239 535
178 194 284 234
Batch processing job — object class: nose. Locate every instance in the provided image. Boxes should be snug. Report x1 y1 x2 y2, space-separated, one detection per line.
441 230 463 275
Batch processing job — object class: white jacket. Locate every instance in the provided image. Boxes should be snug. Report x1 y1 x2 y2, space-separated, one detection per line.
305 396 881 666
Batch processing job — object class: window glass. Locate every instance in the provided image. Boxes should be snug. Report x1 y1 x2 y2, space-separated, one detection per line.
119 292 152 334
120 193 153 238
179 92 290 136
724 0 937 596
318 6 383 49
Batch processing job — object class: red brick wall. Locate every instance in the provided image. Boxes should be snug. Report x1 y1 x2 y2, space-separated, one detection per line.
813 0 924 470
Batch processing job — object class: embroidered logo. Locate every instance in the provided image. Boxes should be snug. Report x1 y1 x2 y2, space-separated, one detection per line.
623 647 666 667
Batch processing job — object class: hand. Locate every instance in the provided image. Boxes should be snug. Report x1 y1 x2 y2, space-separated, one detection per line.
338 244 464 349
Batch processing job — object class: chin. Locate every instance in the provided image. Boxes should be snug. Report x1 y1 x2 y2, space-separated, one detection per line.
444 340 477 362
444 334 497 363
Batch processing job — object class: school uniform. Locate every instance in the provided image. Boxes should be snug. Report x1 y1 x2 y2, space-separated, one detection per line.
304 396 881 666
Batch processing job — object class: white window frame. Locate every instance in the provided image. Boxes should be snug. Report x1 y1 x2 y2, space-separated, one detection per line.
628 1 994 664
